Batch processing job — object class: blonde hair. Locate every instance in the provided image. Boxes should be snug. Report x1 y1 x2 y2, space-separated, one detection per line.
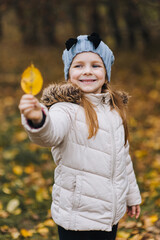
80 82 129 145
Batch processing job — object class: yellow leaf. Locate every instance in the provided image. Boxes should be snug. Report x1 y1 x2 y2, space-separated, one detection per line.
0 201 3 210
36 222 44 229
155 198 160 207
13 166 23 176
137 222 142 227
24 165 35 174
117 231 130 238
0 225 9 233
0 210 9 218
143 215 158 227
6 199 20 213
43 219 55 227
21 64 43 95
0 168 4 176
2 184 11 194
150 214 158 223
15 131 28 142
13 208 22 215
20 229 33 237
134 150 147 158
125 221 136 228
36 188 49 202
130 234 142 240
41 153 50 161
37 227 49 236
3 149 18 160
11 230 20 239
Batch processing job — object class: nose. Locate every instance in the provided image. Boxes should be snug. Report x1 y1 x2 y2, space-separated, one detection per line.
83 65 92 75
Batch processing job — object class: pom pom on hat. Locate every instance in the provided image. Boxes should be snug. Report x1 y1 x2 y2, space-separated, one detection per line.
62 33 114 82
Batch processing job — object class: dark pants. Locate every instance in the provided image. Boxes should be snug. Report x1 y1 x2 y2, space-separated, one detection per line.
58 224 118 240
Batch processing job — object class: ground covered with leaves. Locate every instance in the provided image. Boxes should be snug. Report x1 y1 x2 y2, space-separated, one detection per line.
0 35 160 239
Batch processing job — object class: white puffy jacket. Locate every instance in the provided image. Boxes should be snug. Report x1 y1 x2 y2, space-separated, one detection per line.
22 84 141 232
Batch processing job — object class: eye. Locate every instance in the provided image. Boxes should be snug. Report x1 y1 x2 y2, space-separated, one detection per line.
74 64 82 68
92 64 100 68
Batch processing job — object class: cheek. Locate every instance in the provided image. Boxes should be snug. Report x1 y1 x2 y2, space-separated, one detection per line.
98 70 106 80
69 70 80 79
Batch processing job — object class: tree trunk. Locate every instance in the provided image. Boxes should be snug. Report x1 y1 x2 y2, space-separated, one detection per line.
41 0 56 45
124 0 150 48
108 0 122 47
14 0 39 45
89 0 101 34
0 12 2 40
69 2 79 36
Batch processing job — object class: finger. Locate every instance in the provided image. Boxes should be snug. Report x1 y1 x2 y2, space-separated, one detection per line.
131 206 136 217
33 100 41 108
20 99 41 110
20 94 35 101
20 98 37 106
136 206 140 219
22 107 37 117
19 103 35 113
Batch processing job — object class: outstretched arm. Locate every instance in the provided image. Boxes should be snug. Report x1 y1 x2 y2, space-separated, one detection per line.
19 94 71 147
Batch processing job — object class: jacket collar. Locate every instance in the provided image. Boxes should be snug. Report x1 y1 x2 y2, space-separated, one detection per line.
85 92 110 106
41 82 128 108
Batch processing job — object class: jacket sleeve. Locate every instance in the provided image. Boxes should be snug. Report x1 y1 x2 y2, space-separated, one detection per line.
125 141 142 206
21 103 72 147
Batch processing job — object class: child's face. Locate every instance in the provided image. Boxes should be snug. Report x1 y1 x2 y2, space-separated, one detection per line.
68 52 106 94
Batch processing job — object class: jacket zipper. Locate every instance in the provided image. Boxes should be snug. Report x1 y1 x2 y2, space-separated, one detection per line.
105 110 117 224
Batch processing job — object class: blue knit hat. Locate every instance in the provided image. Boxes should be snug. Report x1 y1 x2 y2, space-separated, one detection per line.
62 33 115 82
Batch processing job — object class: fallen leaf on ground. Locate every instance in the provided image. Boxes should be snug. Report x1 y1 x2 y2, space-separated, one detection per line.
6 198 20 213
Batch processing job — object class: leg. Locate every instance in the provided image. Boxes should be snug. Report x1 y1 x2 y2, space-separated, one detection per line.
105 224 118 240
58 226 90 240
89 224 118 240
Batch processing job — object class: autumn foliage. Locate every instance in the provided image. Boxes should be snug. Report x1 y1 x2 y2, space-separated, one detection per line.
0 6 160 240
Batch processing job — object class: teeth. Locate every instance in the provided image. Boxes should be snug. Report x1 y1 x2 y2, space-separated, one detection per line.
80 80 96 82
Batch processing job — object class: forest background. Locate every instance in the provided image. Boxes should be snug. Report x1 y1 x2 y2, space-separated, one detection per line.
0 0 160 239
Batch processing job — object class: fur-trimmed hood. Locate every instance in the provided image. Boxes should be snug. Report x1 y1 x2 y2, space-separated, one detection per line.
41 82 129 108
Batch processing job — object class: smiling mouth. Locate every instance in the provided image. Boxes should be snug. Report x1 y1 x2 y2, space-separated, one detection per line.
79 79 96 82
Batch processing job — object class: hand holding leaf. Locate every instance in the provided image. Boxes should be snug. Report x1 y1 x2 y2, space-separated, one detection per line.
19 64 43 123
19 94 43 123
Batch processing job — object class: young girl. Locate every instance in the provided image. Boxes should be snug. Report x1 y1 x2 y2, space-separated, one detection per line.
19 33 141 240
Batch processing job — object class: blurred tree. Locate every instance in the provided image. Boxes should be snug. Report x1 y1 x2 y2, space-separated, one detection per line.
0 0 8 40
15 0 40 44
0 11 2 40
14 0 58 45
107 0 122 47
123 0 151 48
68 1 79 36
40 0 57 45
88 0 101 34
0 0 159 49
